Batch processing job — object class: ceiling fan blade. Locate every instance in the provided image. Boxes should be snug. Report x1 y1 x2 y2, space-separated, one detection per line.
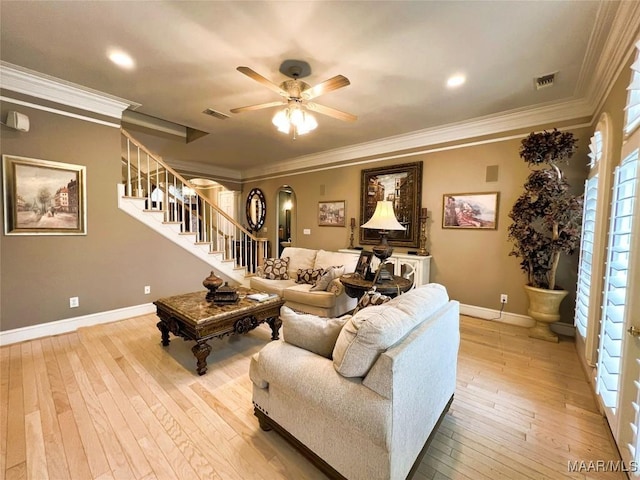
302 75 351 100
237 66 288 97
230 101 285 114
306 102 357 122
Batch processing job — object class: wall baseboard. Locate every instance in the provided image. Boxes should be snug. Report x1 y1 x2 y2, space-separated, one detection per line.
0 303 156 346
1 301 576 346
460 303 576 337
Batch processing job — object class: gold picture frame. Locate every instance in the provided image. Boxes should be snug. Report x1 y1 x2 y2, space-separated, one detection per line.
2 155 87 235
360 161 423 247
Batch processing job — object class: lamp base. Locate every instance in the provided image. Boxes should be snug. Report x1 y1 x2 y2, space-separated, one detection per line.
374 263 394 283
372 231 394 283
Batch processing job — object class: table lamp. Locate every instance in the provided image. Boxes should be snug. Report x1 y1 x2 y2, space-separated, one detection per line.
361 200 406 281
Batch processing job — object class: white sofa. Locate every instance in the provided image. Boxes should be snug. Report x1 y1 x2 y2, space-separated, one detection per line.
250 247 360 317
250 284 460 480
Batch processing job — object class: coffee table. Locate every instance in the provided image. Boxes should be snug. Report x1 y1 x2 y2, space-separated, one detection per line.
154 288 285 375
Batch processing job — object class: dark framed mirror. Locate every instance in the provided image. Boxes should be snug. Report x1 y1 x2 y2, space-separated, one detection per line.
246 188 266 231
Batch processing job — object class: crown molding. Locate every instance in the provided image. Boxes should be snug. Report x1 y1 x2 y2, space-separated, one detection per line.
240 4 639 181
0 61 139 118
587 1 640 115
574 1 621 97
242 96 593 179
168 159 243 181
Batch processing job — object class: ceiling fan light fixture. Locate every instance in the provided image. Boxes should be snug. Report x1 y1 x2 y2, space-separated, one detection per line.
272 106 317 137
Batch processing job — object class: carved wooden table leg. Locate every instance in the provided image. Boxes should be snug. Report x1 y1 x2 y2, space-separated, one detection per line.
192 341 212 376
266 316 282 340
157 321 170 346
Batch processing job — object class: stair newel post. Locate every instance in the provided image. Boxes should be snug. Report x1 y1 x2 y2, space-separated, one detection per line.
257 240 265 267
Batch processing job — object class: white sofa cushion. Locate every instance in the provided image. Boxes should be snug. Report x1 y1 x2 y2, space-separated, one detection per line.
250 276 296 296
281 306 350 358
281 247 318 279
314 249 359 273
283 284 338 309
332 284 449 377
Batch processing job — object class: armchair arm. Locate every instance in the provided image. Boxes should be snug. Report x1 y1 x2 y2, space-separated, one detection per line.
328 278 345 296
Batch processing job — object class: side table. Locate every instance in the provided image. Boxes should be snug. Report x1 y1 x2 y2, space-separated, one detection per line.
340 274 413 301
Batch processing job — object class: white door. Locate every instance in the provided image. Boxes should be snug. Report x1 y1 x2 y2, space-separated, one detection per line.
595 46 640 469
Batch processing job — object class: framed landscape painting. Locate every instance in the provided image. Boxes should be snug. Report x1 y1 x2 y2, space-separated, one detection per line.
2 155 87 235
442 192 499 230
318 200 346 227
360 161 423 247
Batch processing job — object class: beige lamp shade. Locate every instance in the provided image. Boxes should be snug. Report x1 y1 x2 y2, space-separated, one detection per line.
361 201 405 231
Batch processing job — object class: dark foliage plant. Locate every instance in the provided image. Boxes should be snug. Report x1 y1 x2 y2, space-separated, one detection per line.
508 129 583 290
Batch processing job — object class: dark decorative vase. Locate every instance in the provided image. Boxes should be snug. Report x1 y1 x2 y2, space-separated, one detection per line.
203 271 223 301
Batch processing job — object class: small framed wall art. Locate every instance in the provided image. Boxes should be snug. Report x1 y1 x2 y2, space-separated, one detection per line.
318 200 346 227
2 155 87 235
442 192 499 230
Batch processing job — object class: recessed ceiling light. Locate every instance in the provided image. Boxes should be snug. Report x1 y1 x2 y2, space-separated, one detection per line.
108 50 135 69
447 74 466 88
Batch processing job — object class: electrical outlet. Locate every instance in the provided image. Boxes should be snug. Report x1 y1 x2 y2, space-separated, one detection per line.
144 286 151 294
303 229 311 235
69 296 79 308
500 294 508 304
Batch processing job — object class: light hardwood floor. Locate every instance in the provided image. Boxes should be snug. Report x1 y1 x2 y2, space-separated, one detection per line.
0 314 626 480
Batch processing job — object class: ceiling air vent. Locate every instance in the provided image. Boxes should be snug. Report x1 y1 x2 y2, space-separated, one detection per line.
202 108 229 120
535 72 556 90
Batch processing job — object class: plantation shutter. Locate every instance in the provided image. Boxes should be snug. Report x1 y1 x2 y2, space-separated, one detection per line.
574 174 598 339
624 39 640 468
596 149 638 409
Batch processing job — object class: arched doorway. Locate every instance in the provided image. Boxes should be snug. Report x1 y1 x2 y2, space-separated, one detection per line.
276 185 296 256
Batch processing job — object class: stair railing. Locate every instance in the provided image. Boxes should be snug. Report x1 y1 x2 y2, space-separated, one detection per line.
121 129 267 274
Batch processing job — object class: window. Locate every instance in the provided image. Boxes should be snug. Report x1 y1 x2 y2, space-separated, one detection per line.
625 39 640 136
596 149 637 410
574 174 598 339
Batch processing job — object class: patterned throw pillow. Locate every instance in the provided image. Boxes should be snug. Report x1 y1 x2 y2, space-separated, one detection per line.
263 257 290 280
311 265 345 291
296 268 325 284
352 288 391 314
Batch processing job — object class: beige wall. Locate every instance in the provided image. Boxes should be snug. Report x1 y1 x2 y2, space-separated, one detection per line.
244 125 592 323
0 98 601 333
1 100 219 331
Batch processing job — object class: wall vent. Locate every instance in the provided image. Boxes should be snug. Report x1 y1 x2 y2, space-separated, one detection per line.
202 108 229 120
535 73 556 90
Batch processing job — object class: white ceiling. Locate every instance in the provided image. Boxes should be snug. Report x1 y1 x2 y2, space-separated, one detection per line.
0 1 632 178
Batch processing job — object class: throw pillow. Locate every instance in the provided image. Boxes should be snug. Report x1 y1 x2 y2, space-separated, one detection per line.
310 265 345 291
281 306 350 358
296 267 325 285
352 288 391 314
263 257 290 280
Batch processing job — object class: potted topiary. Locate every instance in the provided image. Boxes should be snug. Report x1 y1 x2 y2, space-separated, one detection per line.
508 129 583 342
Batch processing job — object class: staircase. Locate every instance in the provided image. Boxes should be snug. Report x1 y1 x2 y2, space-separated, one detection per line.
117 129 267 287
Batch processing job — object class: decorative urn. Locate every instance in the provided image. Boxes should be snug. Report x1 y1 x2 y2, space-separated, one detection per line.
203 271 224 301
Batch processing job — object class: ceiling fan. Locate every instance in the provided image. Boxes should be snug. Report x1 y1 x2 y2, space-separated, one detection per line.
230 60 357 135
